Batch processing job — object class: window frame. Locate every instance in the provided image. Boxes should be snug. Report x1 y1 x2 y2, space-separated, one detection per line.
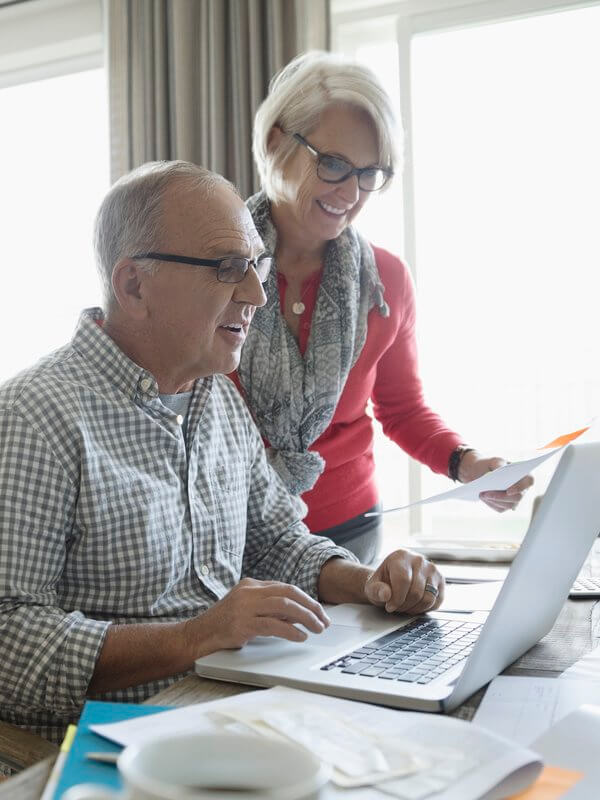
331 0 600 534
0 0 108 381
0 0 103 90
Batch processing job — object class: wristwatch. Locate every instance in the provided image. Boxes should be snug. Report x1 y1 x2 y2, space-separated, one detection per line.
448 445 475 482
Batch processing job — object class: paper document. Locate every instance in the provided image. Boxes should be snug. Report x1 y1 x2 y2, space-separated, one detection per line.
540 425 590 449
367 450 560 516
472 675 600 746
504 766 583 800
441 581 503 612
560 642 600 682
369 424 593 517
438 564 509 584
91 686 543 800
530 705 600 800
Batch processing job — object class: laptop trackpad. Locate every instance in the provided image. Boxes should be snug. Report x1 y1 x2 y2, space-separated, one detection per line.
326 602 411 632
248 623 362 651
305 623 364 647
238 604 409 656
303 603 409 647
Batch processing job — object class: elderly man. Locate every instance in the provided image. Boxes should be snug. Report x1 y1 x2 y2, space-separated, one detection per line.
0 161 444 742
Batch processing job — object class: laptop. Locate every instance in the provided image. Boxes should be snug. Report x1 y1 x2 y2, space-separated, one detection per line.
196 442 600 712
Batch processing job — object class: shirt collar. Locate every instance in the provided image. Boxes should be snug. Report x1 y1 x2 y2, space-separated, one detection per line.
71 308 161 401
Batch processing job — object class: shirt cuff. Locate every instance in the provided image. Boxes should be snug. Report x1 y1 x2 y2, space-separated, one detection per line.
292 538 359 600
45 612 111 713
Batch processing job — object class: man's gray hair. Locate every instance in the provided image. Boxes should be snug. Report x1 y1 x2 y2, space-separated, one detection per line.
253 51 402 203
93 160 236 308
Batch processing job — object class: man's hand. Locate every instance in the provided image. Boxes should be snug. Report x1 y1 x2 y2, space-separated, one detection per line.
364 550 445 614
188 578 331 656
90 578 329 693
459 451 534 513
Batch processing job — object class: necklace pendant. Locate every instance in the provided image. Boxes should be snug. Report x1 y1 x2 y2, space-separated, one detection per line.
292 301 305 315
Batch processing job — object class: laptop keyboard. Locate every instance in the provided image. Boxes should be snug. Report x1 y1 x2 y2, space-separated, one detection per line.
320 618 482 684
570 576 600 596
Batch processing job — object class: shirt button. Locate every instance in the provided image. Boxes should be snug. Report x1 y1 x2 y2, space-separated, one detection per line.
140 378 152 391
176 414 184 426
200 564 209 576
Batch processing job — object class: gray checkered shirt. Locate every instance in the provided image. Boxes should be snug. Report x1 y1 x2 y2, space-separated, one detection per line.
0 309 355 743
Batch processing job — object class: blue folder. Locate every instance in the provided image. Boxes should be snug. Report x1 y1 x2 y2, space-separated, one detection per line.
52 701 172 800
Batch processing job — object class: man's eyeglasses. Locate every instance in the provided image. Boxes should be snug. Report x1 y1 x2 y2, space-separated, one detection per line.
131 252 273 284
293 133 393 192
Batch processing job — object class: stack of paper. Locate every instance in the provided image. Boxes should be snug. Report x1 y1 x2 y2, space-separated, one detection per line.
472 644 600 797
530 705 600 800
472 675 600 747
91 686 543 799
438 565 509 584
441 581 503 612
208 703 488 796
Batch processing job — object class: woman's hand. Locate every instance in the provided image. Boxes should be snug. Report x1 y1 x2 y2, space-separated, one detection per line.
458 450 533 512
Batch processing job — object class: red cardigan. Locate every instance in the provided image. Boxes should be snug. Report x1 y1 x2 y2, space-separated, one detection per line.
233 246 463 532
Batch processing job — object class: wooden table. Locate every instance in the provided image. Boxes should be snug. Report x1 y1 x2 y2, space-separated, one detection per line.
3 591 598 800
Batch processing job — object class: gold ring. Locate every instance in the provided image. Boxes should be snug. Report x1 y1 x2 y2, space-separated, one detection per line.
424 582 439 597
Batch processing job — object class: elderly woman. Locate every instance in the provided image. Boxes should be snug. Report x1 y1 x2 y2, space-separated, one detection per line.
235 51 531 564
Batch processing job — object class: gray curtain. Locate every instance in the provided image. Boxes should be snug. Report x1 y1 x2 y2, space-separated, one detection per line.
107 0 330 197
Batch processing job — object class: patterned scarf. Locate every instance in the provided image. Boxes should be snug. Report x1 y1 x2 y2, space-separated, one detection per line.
238 191 389 496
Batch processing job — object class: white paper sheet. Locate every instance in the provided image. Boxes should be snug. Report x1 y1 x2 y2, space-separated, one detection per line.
441 582 503 612
207 705 434 788
438 564 509 584
560 643 600 682
366 449 560 516
531 705 600 800
91 687 542 800
472 675 600 746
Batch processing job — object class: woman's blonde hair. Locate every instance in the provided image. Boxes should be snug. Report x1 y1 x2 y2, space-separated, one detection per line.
253 50 402 202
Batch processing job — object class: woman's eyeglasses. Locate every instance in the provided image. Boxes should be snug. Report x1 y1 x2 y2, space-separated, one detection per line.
292 133 392 192
131 253 272 284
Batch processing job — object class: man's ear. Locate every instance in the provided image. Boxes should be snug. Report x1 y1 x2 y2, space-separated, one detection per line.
111 259 149 320
267 124 284 154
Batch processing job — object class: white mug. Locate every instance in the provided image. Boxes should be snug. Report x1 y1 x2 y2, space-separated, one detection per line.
61 732 330 800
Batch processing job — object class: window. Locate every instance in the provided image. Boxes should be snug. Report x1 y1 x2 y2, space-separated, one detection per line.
0 0 108 382
333 1 600 543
